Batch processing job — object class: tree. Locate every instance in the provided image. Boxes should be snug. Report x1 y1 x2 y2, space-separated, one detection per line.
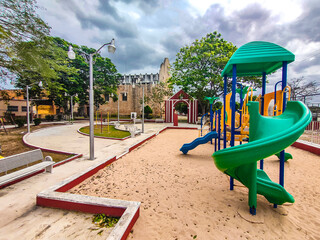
288 77 320 102
175 102 188 115
148 81 172 118
14 37 78 115
169 32 237 114
0 0 51 81
93 56 121 109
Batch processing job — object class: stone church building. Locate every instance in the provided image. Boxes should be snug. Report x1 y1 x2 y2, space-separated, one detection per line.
99 58 170 118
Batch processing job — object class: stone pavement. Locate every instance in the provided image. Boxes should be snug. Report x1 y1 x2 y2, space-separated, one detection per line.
0 121 199 239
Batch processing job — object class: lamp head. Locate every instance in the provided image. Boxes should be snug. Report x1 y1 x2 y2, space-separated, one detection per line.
108 38 116 53
68 46 76 59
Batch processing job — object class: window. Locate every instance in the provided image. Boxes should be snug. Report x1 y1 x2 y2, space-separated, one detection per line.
7 106 18 112
22 106 30 112
122 92 127 101
105 94 110 102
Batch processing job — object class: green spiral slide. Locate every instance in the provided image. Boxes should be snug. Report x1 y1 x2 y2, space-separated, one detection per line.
212 101 311 212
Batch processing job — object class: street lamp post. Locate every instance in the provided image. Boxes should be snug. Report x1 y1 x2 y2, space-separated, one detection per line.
142 85 144 133
133 77 144 133
26 81 42 133
71 95 74 120
117 94 120 123
68 39 116 160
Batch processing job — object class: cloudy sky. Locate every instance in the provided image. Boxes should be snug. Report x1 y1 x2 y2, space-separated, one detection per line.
34 0 319 102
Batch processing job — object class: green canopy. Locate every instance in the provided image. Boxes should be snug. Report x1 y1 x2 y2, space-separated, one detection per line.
221 41 295 77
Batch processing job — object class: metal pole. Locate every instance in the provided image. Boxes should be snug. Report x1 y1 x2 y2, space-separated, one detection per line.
71 95 73 120
142 85 144 133
26 85 30 133
89 54 94 160
118 95 120 123
260 72 266 170
230 64 237 191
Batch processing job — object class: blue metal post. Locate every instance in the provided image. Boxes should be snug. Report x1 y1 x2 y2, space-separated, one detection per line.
210 102 213 145
280 62 287 187
282 61 288 112
275 62 288 209
223 75 227 149
230 64 237 190
210 103 213 132
274 81 282 116
238 83 243 145
214 110 217 151
218 109 221 150
260 72 266 170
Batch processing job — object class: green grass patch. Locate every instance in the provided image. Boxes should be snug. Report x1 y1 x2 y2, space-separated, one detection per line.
79 125 131 138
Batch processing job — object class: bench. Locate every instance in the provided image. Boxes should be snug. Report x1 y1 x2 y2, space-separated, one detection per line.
0 149 54 188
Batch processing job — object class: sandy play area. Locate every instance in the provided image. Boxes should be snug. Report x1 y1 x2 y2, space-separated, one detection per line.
70 129 320 239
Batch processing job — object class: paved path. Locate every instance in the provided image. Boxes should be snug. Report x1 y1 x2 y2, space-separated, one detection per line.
0 121 198 239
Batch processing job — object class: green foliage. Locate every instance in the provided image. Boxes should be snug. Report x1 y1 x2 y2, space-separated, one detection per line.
33 118 41 126
148 82 172 117
79 125 131 139
213 101 223 111
14 36 120 116
93 56 121 108
175 102 188 114
0 91 10 105
169 32 237 114
144 105 153 119
0 0 51 81
15 119 25 128
92 213 119 228
235 102 241 111
45 115 54 121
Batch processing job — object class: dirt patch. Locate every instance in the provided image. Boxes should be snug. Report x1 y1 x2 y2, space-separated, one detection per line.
0 124 72 161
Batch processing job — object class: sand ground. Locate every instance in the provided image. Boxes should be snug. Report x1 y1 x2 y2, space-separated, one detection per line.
70 129 320 240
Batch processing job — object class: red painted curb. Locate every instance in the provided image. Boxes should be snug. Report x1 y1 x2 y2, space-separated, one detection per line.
128 134 157 152
36 197 126 216
292 141 320 155
56 156 117 193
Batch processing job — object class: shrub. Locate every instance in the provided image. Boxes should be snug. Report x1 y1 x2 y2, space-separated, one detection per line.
57 114 63 121
45 115 54 121
15 119 25 128
144 105 153 119
33 118 41 126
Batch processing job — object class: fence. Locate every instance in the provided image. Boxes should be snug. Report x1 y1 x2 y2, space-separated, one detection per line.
301 121 320 145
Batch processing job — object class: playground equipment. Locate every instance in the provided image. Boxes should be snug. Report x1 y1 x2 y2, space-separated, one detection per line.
212 41 311 215
213 101 311 210
181 96 219 154
180 131 218 154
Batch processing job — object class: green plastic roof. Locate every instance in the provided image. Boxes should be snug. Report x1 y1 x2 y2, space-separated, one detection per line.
221 41 295 77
